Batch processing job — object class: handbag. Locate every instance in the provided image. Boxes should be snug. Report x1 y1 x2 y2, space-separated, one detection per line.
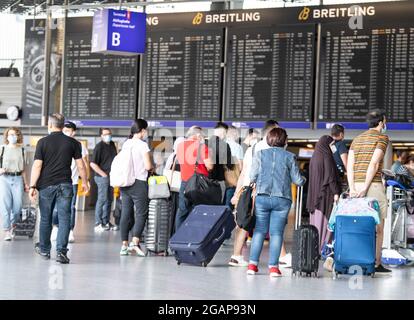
235 185 256 231
163 155 181 192
148 175 171 199
184 143 222 206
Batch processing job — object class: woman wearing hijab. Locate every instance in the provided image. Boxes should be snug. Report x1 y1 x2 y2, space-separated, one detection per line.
306 135 341 250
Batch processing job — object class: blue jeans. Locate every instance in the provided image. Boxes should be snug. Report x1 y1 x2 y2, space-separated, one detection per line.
39 183 73 254
0 176 23 230
94 176 113 226
175 181 191 231
249 195 291 267
52 184 78 230
224 187 236 210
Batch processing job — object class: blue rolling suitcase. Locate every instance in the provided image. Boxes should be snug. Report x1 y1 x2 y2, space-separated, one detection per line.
333 216 376 277
169 205 235 267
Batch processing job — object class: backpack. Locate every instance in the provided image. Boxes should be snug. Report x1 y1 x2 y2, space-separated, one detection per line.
109 145 135 188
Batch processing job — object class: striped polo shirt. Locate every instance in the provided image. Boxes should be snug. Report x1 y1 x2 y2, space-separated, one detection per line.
350 129 389 183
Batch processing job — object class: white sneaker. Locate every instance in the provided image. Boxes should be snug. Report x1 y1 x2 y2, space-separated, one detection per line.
94 224 104 232
129 242 146 257
68 230 75 243
51 226 58 242
323 256 334 272
229 255 249 267
4 231 12 241
279 253 292 268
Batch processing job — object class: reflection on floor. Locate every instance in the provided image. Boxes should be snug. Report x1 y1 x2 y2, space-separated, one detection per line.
0 210 413 300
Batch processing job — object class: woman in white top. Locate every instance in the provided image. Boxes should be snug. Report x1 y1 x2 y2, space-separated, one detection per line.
119 119 154 256
0 127 29 241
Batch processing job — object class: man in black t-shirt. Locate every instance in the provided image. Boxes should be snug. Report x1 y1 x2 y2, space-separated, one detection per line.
330 124 348 176
30 114 89 264
90 128 118 232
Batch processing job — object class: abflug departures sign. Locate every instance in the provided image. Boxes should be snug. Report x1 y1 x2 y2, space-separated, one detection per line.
92 9 146 55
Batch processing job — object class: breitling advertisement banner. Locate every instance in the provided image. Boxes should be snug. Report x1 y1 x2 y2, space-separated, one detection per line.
21 19 64 125
145 1 414 29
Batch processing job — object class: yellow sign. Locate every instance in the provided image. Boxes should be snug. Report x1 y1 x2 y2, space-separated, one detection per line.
298 7 311 21
192 12 203 25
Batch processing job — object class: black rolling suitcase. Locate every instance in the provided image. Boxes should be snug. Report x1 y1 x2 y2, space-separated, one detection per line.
169 205 235 267
14 206 37 238
292 186 320 277
144 199 171 256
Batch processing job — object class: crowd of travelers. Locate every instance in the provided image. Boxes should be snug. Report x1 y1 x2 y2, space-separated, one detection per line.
0 110 412 276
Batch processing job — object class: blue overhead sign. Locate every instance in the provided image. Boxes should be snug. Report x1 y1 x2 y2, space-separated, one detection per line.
91 9 146 55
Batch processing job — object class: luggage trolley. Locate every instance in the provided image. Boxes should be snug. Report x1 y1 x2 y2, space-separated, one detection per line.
382 171 414 266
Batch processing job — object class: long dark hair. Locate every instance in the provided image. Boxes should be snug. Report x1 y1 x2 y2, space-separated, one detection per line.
129 119 148 139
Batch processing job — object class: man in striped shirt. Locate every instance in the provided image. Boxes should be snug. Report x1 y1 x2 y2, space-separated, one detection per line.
348 109 391 275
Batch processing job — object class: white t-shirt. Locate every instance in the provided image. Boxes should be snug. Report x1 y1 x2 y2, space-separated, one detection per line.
241 139 270 186
122 138 151 181
71 144 88 185
226 139 244 161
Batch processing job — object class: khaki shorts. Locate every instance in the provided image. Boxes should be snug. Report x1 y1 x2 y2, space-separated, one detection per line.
355 182 387 220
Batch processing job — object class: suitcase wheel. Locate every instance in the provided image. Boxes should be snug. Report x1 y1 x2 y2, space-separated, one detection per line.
177 261 181 265
201 262 207 267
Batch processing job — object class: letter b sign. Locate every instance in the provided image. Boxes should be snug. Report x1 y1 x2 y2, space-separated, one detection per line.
112 32 121 46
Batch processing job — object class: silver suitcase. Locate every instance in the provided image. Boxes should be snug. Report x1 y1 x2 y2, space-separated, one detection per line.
145 199 171 256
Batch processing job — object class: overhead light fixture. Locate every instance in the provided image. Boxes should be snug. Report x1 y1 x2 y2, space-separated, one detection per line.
306 144 313 149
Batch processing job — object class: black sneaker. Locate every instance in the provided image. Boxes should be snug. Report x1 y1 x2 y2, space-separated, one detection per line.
35 244 50 260
375 264 392 274
56 252 70 264
103 223 112 231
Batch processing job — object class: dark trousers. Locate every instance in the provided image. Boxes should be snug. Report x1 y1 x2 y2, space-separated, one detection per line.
52 184 78 230
175 181 193 232
39 183 73 254
120 180 149 242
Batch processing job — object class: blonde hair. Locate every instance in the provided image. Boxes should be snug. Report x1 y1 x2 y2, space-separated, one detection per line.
3 127 23 145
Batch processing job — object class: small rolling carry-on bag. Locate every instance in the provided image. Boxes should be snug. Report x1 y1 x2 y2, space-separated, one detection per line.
292 186 320 277
333 215 376 278
14 206 37 238
169 205 235 267
145 199 171 256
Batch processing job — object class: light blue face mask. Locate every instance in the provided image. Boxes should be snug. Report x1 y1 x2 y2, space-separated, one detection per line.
381 124 387 134
7 135 17 145
103 135 112 143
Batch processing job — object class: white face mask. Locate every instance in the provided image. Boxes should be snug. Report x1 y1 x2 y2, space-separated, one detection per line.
381 124 387 134
284 144 288 150
7 135 17 145
63 131 71 137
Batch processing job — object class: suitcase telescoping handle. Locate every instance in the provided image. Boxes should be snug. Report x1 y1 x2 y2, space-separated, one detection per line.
295 185 304 230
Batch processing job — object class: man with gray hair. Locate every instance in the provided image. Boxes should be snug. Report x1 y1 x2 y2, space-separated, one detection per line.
29 113 90 264
175 126 213 230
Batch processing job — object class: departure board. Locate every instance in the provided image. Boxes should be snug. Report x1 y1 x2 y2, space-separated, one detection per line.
224 25 315 122
140 29 223 120
319 23 414 123
63 18 138 121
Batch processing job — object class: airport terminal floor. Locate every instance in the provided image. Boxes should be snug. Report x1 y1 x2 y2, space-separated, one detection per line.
1 211 413 300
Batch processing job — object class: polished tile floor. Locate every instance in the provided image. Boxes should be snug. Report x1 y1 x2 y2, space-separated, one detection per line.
0 211 413 300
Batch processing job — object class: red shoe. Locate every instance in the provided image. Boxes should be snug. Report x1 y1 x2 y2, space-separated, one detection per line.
247 264 258 275
269 267 282 278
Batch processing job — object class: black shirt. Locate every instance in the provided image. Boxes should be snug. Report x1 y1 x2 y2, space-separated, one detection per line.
34 132 82 190
207 136 234 181
91 141 117 175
